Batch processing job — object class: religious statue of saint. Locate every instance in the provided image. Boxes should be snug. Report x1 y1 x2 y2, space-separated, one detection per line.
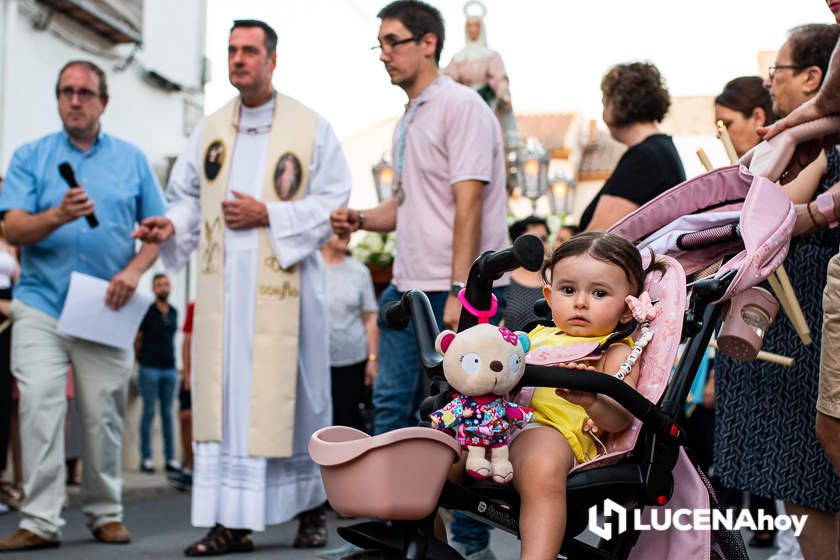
444 0 521 151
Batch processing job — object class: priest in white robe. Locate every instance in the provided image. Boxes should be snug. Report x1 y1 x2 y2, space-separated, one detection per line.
134 19 350 555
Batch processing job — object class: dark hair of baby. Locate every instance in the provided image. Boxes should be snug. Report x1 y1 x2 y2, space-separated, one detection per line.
541 231 662 295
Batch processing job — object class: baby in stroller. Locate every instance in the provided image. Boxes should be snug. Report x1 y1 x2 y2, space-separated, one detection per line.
510 232 660 559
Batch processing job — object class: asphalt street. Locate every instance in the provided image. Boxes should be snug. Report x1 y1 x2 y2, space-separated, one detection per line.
0 489 779 559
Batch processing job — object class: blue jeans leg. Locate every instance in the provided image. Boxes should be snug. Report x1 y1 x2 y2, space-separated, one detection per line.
137 366 160 460
451 510 491 554
372 285 446 435
158 367 177 461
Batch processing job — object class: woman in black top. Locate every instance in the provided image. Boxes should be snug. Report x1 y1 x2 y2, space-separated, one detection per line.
579 62 685 231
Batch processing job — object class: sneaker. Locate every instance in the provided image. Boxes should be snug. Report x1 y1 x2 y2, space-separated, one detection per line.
140 459 155 473
316 543 363 559
768 548 805 560
451 542 498 560
167 470 192 491
0 503 8 515
165 459 182 473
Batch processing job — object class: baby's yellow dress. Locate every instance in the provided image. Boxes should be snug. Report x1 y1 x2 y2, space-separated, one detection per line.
527 325 633 463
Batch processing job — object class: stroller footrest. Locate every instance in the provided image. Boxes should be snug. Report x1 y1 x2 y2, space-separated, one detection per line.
337 521 463 560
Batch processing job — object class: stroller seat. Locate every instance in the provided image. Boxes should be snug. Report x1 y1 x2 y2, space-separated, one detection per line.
311 251 703 560
444 254 688 548
309 251 740 560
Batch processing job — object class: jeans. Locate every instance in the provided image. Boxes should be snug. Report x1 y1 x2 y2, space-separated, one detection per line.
372 284 505 552
138 365 178 462
372 285 448 435
451 510 491 554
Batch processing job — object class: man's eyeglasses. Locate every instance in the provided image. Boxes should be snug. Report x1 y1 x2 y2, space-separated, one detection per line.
371 35 419 53
768 64 803 80
57 87 99 102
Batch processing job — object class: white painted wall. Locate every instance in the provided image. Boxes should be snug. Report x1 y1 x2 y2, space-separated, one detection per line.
0 1 205 174
340 115 398 211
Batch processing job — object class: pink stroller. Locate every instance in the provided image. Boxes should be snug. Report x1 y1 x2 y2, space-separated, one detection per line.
310 117 840 559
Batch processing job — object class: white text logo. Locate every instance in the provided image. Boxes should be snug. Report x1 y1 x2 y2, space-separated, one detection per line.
588 499 808 540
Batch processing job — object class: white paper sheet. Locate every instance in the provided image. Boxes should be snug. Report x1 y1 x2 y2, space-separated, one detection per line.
57 272 153 350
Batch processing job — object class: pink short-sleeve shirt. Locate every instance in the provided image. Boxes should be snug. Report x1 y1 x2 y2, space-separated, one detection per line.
392 75 509 292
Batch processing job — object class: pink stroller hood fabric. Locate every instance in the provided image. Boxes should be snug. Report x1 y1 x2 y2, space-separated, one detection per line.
628 448 712 560
745 115 840 180
715 171 794 302
610 164 794 303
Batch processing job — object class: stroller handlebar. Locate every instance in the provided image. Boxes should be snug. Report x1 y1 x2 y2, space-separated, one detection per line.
379 236 545 378
744 115 840 182
479 234 545 279
380 291 443 375
459 235 545 330
522 365 673 435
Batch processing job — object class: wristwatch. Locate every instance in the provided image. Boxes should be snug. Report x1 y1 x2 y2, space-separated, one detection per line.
449 282 465 297
815 192 839 229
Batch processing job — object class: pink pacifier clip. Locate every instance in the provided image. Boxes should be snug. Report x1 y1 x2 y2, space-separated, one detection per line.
457 289 498 324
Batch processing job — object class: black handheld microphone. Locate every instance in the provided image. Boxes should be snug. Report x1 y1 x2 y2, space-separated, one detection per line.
58 162 98 228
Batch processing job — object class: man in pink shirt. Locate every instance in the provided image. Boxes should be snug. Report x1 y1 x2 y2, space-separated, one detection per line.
330 2 507 557
332 0 506 433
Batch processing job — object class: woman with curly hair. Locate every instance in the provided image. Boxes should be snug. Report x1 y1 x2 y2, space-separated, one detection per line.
579 62 685 231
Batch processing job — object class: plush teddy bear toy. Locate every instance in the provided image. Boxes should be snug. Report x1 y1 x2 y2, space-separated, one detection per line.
429 323 533 483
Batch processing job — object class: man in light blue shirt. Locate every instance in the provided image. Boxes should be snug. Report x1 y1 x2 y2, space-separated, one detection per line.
0 60 164 552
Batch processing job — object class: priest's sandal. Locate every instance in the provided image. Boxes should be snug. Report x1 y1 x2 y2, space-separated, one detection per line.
184 524 254 556
293 505 328 548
